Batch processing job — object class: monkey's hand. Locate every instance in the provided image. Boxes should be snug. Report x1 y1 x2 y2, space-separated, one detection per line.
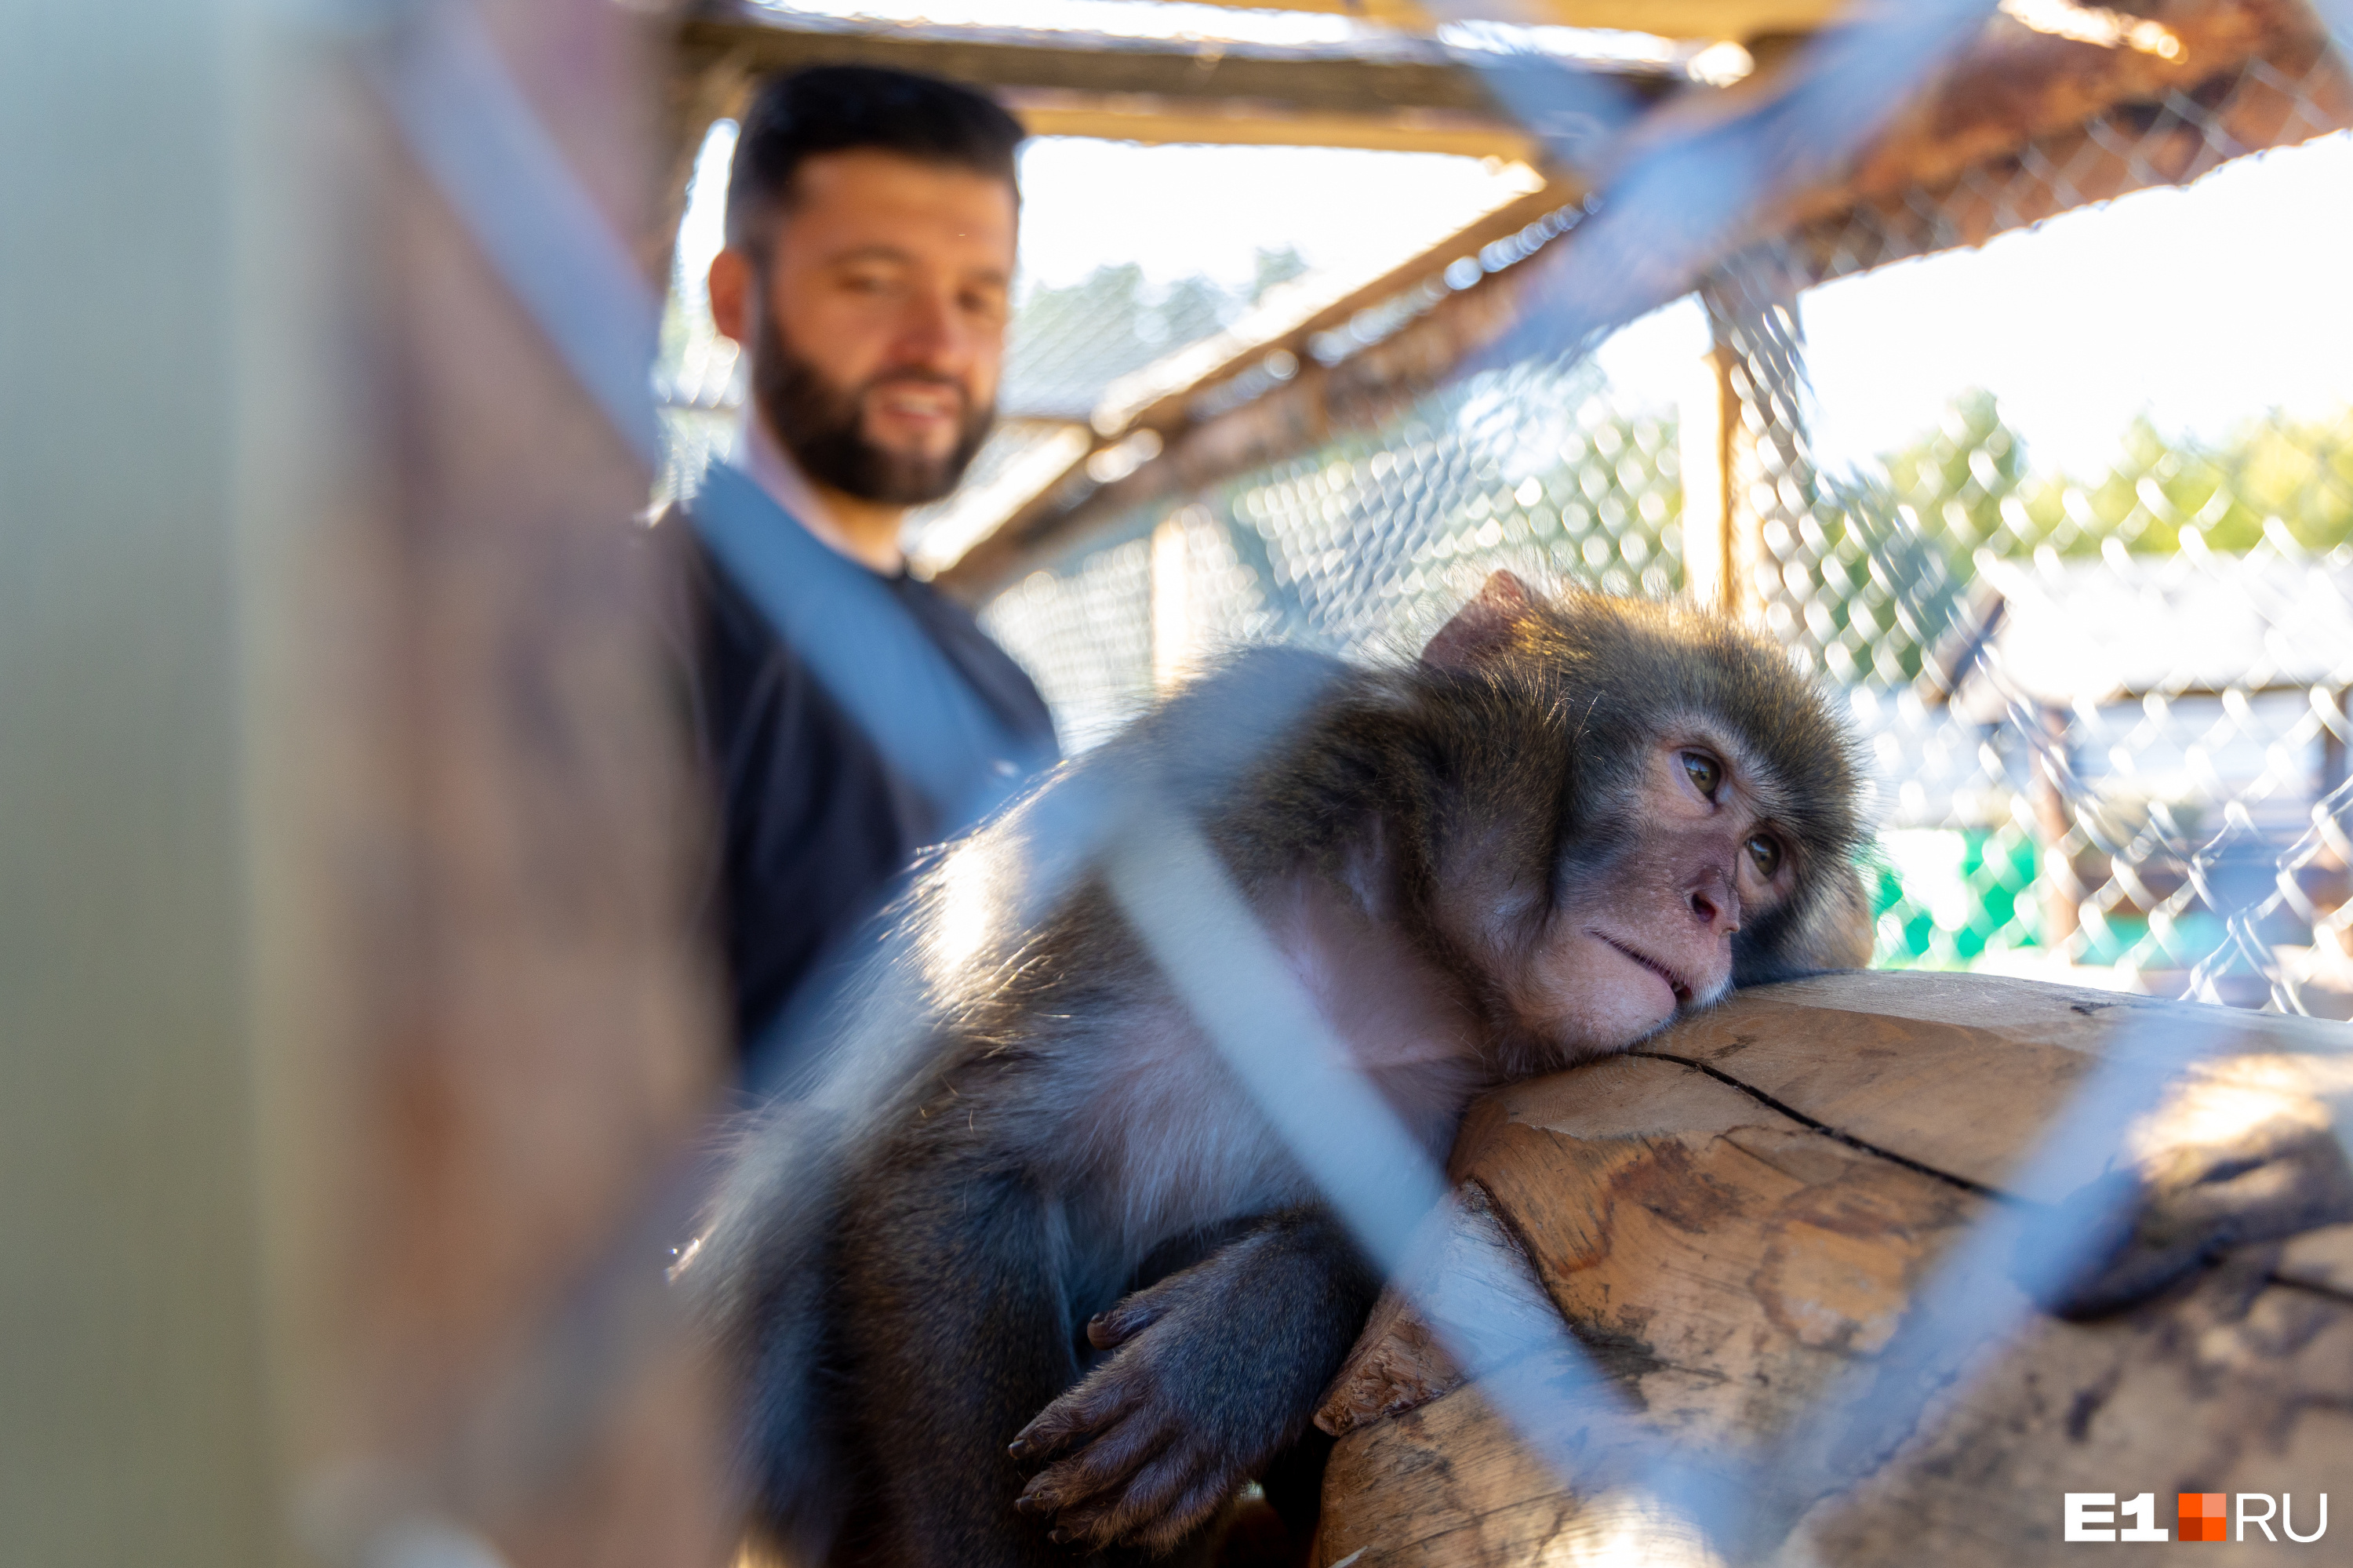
1006 1209 1374 1555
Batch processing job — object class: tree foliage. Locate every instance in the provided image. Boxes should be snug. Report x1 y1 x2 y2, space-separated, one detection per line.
1878 388 2353 562
1817 390 2353 683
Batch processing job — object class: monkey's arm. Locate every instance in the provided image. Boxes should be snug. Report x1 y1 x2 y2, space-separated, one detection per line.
1007 1206 1377 1553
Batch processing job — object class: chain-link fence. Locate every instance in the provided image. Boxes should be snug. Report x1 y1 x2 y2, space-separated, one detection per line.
978 53 2353 1020
983 340 1687 746
271 4 2353 1563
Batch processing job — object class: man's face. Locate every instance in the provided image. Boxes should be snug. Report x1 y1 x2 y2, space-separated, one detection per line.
718 148 1016 505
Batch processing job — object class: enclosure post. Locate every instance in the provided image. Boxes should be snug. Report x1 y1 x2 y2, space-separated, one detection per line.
2 4 283 1561
1681 341 1740 617
2321 687 2348 803
1152 509 1198 692
2033 705 2083 948
3 4 728 1565
1697 249 1810 645
2319 688 2350 957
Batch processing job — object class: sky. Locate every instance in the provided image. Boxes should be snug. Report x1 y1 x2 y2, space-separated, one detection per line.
1013 139 1544 292
1803 129 2353 475
675 115 2353 481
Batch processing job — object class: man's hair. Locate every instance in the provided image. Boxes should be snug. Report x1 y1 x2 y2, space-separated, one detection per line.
724 66 1024 259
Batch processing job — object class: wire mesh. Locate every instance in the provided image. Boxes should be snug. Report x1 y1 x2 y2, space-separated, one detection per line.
980 52 2353 1022
984 336 1687 744
349 2 2353 1559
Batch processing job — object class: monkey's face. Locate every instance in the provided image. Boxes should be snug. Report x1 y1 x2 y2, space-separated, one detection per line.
1411 572 1867 1070
1504 729 1798 1057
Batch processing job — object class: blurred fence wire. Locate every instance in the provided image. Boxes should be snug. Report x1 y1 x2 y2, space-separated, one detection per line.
373 0 2353 1561
976 44 2353 1024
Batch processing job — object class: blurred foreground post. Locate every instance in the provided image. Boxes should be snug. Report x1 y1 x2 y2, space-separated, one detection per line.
2 3 728 1565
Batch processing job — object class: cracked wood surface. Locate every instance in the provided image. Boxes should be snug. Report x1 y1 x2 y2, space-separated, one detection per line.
1315 970 2353 1566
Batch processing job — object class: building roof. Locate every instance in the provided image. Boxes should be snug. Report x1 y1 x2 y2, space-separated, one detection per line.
1970 548 2353 708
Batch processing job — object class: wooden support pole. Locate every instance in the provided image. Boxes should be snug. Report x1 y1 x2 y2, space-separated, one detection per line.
1686 271 1782 626
2321 687 2349 804
2 7 281 1562
3 5 728 1565
1679 340 1739 617
1151 511 1197 693
2034 704 2082 948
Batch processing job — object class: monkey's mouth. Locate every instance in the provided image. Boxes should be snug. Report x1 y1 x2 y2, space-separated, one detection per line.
1594 933 1694 1005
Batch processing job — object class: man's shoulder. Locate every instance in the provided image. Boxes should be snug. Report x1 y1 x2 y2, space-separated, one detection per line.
890 576 1056 747
890 570 986 630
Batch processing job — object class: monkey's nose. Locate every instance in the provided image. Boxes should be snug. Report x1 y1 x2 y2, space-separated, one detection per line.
1689 872 1740 933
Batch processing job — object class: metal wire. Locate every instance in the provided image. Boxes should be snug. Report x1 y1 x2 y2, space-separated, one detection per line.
991 50 2353 1025
369 1 2353 1560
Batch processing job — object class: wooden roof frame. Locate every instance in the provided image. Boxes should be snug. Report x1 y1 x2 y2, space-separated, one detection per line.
658 0 2353 601
667 0 1656 166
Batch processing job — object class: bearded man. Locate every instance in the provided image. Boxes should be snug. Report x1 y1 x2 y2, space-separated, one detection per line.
682 67 1059 1079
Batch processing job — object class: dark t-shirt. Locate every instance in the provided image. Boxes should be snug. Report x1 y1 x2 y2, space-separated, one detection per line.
682 504 1058 1062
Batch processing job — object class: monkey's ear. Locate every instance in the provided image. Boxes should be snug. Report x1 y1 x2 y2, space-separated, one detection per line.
1422 571 1534 671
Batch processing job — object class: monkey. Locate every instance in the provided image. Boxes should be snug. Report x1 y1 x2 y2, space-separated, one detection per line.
683 571 1874 1567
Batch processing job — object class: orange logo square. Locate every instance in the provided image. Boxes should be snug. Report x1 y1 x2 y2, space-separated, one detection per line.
2179 1492 2228 1542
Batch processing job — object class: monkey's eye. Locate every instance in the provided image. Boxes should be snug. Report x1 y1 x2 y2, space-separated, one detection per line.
1746 834 1784 881
1681 751 1722 800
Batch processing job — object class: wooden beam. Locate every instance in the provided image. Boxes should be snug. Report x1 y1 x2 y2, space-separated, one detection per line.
783 0 2351 602
1463 0 2339 343
925 173 1580 595
675 2 1524 122
1093 166 1563 436
1612 0 2340 268
905 422 1095 580
1126 0 1438 24
1788 0 2335 227
996 88 1540 160
1528 0 1845 35
1791 25 2353 281
1143 0 1847 43
938 238 1541 598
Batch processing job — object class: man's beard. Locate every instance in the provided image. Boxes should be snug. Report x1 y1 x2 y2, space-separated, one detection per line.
751 312 995 507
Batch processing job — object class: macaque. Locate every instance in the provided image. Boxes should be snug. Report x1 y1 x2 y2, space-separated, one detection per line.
686 573 1872 1566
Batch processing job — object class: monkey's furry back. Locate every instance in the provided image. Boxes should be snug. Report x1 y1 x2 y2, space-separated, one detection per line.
684 585 1867 1548
685 642 1363 1549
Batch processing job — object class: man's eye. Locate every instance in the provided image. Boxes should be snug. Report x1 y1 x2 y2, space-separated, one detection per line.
1746 834 1783 880
1681 751 1722 799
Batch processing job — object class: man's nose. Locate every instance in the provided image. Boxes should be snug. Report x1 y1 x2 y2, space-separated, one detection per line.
889 286 971 369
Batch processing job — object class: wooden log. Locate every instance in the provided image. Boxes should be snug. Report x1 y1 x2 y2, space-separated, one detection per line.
1316 971 2353 1566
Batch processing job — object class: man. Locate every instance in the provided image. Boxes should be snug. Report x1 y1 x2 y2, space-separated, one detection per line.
679 67 1059 1076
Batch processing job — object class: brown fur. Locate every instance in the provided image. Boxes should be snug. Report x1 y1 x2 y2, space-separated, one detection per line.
689 575 1870 1566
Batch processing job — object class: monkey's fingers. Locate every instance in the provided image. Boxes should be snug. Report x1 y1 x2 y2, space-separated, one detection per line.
1013 1409 1171 1529
1008 1376 1147 1465
1047 1443 1231 1555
